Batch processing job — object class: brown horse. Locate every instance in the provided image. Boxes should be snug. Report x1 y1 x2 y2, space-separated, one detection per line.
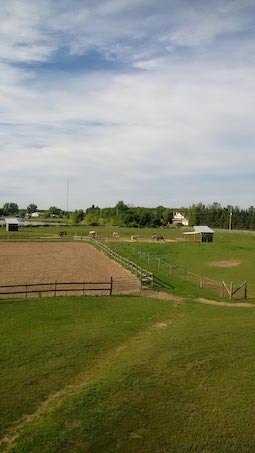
151 235 165 242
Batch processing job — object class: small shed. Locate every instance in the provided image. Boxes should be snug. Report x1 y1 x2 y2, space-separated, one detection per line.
183 226 214 243
5 218 19 232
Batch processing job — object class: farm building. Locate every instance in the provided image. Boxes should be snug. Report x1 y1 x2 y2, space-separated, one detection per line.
5 218 19 232
172 212 189 226
183 226 214 242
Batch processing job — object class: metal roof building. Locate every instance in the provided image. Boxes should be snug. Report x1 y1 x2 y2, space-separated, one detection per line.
5 218 19 232
183 226 214 242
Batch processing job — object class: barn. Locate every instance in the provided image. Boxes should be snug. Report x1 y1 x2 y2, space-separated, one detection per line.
183 226 214 243
5 218 19 232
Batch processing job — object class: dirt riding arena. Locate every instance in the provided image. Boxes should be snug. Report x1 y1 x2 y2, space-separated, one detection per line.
0 242 140 297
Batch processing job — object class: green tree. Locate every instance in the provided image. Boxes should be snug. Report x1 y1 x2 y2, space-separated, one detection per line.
162 208 173 226
3 202 19 215
85 204 100 215
71 210 84 225
48 206 62 216
27 203 37 213
115 201 128 214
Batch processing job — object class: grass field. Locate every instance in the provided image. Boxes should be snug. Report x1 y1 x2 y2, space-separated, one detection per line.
1 295 255 452
109 229 255 299
0 224 184 240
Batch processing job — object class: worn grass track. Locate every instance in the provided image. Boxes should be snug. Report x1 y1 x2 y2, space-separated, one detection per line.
2 295 255 452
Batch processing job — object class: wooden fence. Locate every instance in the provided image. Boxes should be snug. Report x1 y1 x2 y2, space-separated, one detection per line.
0 280 113 299
0 276 143 300
92 240 154 286
221 281 247 300
112 244 251 300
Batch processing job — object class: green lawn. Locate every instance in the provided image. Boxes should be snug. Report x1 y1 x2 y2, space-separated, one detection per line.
110 230 255 299
1 295 255 451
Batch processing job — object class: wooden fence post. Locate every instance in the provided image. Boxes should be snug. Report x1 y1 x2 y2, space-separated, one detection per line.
110 277 113 295
244 282 247 299
54 281 57 297
230 281 233 301
221 282 224 297
25 283 28 299
200 275 204 288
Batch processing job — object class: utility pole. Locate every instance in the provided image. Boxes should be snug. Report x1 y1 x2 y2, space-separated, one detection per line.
229 206 233 230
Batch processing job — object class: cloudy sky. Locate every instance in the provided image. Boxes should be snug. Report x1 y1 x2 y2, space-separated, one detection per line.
1 0 255 210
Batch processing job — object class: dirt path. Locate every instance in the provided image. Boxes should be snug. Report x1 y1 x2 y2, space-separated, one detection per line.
134 290 255 307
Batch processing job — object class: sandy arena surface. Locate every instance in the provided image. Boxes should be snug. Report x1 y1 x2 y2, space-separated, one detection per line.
0 242 139 287
208 260 241 268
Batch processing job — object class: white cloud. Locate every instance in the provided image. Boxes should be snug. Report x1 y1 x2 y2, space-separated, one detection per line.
0 0 255 208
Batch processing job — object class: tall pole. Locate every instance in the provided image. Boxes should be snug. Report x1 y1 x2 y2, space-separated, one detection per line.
229 206 232 230
66 180 69 213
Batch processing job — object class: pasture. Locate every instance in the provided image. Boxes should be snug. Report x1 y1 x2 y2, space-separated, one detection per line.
0 224 183 241
2 226 255 299
110 229 255 300
2 295 255 451
1 229 255 451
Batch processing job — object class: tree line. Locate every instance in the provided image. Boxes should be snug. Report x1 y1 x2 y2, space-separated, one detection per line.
1 200 255 230
189 202 255 230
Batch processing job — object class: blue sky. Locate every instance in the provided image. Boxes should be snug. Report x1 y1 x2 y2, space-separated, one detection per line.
1 0 255 210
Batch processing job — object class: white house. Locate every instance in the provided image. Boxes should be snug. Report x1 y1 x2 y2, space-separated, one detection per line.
172 212 189 226
31 212 42 218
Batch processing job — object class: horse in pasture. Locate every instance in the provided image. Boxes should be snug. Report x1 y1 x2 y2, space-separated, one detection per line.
151 235 165 242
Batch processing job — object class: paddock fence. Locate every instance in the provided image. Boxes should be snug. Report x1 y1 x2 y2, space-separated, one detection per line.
91 240 154 288
0 234 250 299
0 276 142 300
112 244 250 300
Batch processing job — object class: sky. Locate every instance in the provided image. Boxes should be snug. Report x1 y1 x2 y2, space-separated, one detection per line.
1 0 255 210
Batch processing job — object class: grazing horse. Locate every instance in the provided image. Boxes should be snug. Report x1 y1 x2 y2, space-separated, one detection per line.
151 235 165 242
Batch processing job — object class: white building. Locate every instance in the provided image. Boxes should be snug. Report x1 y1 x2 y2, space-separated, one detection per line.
172 212 189 226
5 217 19 231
